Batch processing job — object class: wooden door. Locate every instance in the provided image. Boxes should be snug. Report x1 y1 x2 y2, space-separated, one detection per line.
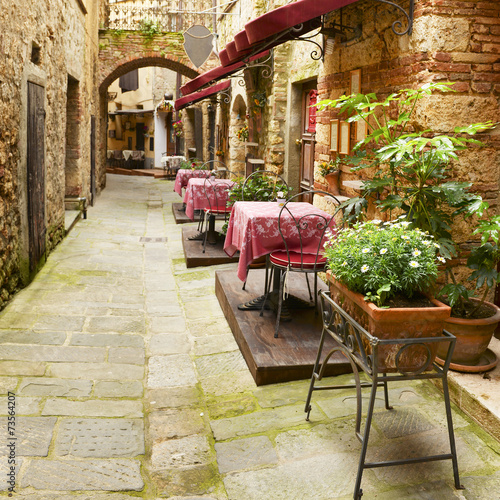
299 85 318 203
27 82 46 272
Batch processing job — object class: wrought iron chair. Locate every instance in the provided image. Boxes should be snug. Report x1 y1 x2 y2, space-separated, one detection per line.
201 176 234 253
240 170 290 291
261 189 343 338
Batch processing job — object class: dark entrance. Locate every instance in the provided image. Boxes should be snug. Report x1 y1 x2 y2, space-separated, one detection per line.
299 82 318 203
27 81 46 272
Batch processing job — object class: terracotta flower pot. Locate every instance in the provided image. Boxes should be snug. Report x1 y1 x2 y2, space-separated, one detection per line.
327 272 451 373
324 171 340 195
437 299 500 366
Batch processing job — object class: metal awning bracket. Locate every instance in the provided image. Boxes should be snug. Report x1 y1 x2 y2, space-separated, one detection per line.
372 0 415 36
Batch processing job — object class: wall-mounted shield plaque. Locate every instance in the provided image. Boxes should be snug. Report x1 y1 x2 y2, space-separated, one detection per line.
183 25 215 68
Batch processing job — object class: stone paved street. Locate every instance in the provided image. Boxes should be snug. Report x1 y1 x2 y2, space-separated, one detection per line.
0 174 499 499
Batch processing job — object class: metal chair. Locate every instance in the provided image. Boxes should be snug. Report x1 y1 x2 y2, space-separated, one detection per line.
240 170 290 291
201 176 234 253
261 189 343 338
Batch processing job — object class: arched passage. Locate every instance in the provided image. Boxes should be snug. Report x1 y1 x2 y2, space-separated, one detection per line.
95 31 203 189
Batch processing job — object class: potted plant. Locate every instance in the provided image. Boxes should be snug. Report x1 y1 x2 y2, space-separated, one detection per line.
317 82 498 370
173 120 183 138
317 158 341 195
324 218 450 373
237 125 249 142
436 202 500 369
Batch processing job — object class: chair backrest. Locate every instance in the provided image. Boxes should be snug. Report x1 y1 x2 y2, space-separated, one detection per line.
203 177 234 213
277 190 343 271
241 170 289 201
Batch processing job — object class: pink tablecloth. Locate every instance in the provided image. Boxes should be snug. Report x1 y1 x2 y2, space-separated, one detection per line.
224 201 335 281
183 178 234 221
174 169 211 196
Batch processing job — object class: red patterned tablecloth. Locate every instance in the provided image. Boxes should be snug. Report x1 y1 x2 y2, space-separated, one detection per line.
224 201 335 281
183 178 234 221
174 169 211 196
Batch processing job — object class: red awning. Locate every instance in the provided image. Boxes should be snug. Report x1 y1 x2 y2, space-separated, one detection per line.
245 0 359 45
175 80 231 111
180 50 269 96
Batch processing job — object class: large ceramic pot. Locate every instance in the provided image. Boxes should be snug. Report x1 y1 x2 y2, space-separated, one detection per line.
324 171 340 195
327 272 451 373
437 299 500 367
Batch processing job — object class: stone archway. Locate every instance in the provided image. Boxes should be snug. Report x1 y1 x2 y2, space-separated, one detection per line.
95 30 203 190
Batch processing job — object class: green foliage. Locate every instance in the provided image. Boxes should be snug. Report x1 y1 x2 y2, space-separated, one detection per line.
111 29 125 37
317 157 341 177
138 19 162 40
324 219 440 307
227 175 292 205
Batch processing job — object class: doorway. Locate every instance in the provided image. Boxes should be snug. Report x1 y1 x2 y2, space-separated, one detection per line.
27 81 46 273
298 82 318 202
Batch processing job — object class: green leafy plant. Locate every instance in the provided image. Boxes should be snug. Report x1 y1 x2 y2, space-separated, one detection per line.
138 19 161 40
438 201 500 318
316 82 496 258
227 175 292 205
324 219 441 307
237 125 249 142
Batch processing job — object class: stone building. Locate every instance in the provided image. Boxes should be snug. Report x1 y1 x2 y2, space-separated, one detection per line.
0 0 101 308
197 0 499 202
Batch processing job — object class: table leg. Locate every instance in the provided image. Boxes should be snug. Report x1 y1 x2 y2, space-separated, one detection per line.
207 214 218 245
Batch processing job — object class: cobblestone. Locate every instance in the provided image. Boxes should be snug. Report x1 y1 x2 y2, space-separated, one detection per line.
0 175 497 499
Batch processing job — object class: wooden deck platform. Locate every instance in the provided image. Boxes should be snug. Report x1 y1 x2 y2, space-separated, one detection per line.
215 269 352 385
172 202 193 224
182 227 240 268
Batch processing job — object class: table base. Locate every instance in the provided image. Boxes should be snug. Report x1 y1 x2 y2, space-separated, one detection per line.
238 291 314 321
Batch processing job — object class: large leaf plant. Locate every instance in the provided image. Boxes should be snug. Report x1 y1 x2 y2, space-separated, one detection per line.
316 82 498 317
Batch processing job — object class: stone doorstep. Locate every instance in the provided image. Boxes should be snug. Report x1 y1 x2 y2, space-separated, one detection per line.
432 336 500 443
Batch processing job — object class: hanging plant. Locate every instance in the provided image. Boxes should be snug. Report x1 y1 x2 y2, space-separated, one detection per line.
252 91 267 108
172 120 184 138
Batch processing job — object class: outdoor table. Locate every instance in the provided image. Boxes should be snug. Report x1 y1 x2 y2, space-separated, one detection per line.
161 155 185 174
174 168 211 196
224 200 335 314
183 177 234 244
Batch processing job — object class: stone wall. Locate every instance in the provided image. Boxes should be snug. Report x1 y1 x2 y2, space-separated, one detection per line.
0 0 101 309
314 0 499 200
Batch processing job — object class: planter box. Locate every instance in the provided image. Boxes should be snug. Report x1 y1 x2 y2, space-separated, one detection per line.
326 272 451 373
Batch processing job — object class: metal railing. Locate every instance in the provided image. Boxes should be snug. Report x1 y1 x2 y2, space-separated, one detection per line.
103 0 215 32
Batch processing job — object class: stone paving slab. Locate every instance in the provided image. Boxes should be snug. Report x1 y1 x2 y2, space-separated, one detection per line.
0 345 106 363
18 378 93 397
0 330 67 345
42 399 143 418
20 459 144 491
0 417 56 456
47 362 144 380
69 333 145 347
151 434 212 469
148 355 197 388
55 418 145 457
94 380 144 398
0 361 46 376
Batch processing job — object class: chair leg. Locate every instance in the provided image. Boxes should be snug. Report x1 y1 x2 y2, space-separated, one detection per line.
260 265 273 318
305 274 313 301
274 269 285 338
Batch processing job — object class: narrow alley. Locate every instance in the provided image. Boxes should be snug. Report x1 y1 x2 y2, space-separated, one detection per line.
0 174 499 499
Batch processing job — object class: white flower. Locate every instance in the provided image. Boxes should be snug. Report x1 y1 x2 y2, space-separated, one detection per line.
401 235 410 241
380 248 388 255
412 249 421 257
277 191 284 198
361 265 369 273
437 256 446 263
372 219 383 225
342 261 348 266
362 248 370 254
433 243 440 248
400 221 411 227
422 240 431 246
409 261 419 268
